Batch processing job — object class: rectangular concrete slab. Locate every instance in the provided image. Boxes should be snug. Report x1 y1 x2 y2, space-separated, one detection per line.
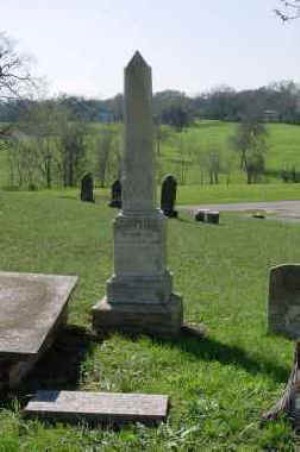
0 272 78 358
24 390 169 424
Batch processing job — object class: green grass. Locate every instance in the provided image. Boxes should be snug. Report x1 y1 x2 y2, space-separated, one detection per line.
2 120 300 190
157 121 300 186
176 183 300 205
0 189 299 449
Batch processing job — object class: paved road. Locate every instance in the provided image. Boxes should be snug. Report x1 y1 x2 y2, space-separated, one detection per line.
180 200 300 221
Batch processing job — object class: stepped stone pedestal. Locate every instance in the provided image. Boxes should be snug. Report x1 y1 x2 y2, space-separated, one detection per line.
92 52 183 337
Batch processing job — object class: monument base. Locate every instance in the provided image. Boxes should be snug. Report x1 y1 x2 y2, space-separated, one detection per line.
92 294 183 338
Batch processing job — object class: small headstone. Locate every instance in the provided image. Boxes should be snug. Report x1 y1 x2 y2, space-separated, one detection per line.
253 211 265 219
160 175 178 218
195 209 208 222
109 179 122 208
207 211 220 225
80 173 94 203
264 265 300 428
24 390 169 425
268 264 300 339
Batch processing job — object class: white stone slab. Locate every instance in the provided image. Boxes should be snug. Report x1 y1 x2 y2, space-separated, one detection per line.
24 390 169 424
0 272 78 357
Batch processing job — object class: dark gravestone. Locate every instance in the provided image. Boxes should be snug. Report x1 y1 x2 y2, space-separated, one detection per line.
161 175 178 218
109 179 122 208
195 210 219 224
207 211 220 225
195 209 208 222
80 173 94 203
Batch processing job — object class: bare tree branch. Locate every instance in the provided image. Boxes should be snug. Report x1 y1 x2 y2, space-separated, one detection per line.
275 0 300 21
0 31 37 100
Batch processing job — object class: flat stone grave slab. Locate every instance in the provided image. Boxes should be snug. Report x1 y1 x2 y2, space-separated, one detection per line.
24 390 169 425
0 271 78 388
268 264 300 339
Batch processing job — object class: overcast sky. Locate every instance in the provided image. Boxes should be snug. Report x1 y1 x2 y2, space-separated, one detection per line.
2 0 300 98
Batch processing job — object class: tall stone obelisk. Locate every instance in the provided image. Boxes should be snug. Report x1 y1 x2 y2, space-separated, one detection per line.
92 52 183 337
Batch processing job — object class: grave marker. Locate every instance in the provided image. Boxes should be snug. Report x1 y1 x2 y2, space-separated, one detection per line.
92 52 183 337
24 390 169 425
80 173 94 203
160 174 178 218
0 272 77 388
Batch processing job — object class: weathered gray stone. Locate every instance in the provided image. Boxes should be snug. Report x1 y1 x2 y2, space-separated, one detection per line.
80 173 94 203
122 52 156 214
268 264 300 339
24 390 169 424
92 52 183 337
195 209 209 222
0 272 77 387
161 175 178 218
109 179 122 208
206 211 220 225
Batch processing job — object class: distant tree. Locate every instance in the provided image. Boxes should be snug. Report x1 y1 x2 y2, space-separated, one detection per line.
18 101 66 188
206 148 221 185
105 94 123 122
231 118 268 184
96 127 120 187
161 104 191 131
59 120 88 187
154 90 193 131
275 0 300 21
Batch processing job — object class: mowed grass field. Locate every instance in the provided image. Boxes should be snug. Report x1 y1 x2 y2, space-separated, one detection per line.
156 121 300 186
1 121 300 205
0 190 299 450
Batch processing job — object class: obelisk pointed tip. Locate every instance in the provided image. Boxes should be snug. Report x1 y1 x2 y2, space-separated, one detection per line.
126 51 149 69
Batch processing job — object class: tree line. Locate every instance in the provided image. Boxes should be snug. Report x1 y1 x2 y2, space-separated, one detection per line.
1 81 300 128
0 30 299 191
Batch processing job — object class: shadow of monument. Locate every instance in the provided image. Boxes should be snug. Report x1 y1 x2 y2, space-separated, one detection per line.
21 325 100 393
150 326 289 384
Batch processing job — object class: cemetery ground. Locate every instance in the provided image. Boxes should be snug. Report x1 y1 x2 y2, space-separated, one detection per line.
0 190 299 450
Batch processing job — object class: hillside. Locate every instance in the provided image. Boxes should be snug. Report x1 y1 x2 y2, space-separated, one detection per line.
0 121 300 191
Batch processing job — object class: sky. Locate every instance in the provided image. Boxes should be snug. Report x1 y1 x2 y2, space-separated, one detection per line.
2 0 300 99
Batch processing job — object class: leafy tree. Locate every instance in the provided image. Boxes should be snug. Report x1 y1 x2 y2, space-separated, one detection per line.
59 119 88 187
96 127 120 187
154 90 192 131
231 118 268 184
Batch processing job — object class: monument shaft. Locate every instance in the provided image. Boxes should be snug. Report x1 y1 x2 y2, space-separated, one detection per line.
123 53 155 214
92 52 183 337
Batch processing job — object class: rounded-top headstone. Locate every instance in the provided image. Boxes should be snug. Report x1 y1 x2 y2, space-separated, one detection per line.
161 174 178 218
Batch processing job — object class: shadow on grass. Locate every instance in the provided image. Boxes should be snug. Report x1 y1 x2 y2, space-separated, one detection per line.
20 325 100 397
152 326 290 384
0 325 101 411
29 325 99 391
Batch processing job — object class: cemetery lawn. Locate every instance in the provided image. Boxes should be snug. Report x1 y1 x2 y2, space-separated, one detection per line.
176 182 300 205
0 190 299 450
